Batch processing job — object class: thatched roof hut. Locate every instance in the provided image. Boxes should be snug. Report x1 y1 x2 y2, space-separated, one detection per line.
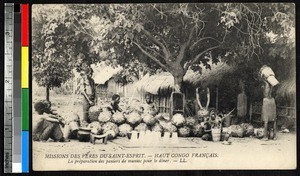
91 63 123 85
276 78 296 98
275 68 296 106
135 61 233 95
185 61 234 87
135 72 174 95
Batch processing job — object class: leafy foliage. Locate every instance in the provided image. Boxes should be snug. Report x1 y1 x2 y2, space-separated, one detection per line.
32 3 295 94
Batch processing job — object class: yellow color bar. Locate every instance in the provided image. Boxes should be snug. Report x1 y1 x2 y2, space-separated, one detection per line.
21 46 28 88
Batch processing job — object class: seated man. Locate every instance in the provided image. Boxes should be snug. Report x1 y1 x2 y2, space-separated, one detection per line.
140 94 158 115
107 94 123 114
32 101 69 142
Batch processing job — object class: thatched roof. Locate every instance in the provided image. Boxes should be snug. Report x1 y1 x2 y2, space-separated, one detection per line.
136 72 174 95
91 63 123 85
276 77 296 98
135 61 233 95
185 61 234 86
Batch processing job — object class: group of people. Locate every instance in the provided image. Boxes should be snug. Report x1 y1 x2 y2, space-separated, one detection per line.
33 53 278 143
33 53 158 142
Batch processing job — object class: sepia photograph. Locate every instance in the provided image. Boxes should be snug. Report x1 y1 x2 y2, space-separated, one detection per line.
31 3 296 171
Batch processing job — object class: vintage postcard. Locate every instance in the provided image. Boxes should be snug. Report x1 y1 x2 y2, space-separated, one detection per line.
31 3 296 170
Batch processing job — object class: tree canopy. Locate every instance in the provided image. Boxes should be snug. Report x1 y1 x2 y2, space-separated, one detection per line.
32 3 295 94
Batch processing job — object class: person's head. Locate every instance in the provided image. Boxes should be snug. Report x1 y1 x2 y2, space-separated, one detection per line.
34 101 50 115
145 94 152 104
112 94 120 104
42 100 51 108
80 67 93 79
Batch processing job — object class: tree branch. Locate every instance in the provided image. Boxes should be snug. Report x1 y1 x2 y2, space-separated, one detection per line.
190 37 222 50
176 26 195 64
133 41 169 71
139 42 166 60
190 45 220 65
141 29 170 59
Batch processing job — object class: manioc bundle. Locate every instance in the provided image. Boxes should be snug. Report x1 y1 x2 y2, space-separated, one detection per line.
240 123 255 137
126 112 142 126
192 123 205 137
171 113 186 127
142 114 157 126
102 122 119 139
134 123 149 132
178 126 191 137
118 123 133 137
112 112 125 125
185 116 197 127
98 111 112 123
160 121 177 133
89 106 101 122
151 123 163 132
228 125 244 138
88 121 103 135
155 113 170 121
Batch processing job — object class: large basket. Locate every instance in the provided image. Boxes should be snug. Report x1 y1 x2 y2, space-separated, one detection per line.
211 128 221 142
259 66 279 86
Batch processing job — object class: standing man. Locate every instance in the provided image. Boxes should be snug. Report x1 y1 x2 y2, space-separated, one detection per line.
260 65 279 141
261 80 277 141
79 65 96 124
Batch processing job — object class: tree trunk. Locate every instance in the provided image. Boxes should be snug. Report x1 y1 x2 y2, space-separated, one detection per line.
174 75 184 92
170 64 185 93
46 85 50 101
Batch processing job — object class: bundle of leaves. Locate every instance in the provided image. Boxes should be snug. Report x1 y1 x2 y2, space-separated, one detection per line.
134 123 149 132
228 125 244 138
162 122 177 133
102 122 119 139
178 126 191 137
112 112 125 125
171 113 186 127
151 123 163 132
98 110 112 123
88 121 103 134
240 123 255 137
155 113 170 121
254 128 264 139
118 123 133 137
185 116 197 127
80 120 89 128
89 106 101 122
126 111 142 126
192 123 205 137
142 113 157 126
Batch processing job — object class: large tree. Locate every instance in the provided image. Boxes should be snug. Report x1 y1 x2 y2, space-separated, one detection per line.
64 3 294 91
32 3 295 96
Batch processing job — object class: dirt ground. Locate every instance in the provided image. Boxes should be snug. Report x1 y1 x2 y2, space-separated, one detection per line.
32 132 296 171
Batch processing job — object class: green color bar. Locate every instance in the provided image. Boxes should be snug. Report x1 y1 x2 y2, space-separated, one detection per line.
22 88 29 130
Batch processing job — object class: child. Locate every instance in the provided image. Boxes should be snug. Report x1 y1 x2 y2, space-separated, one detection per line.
32 101 69 142
108 94 123 114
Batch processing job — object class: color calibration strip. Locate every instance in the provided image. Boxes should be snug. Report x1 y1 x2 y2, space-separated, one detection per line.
12 4 22 173
21 3 29 173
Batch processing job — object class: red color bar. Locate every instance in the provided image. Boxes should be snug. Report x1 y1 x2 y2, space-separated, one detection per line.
21 4 29 46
